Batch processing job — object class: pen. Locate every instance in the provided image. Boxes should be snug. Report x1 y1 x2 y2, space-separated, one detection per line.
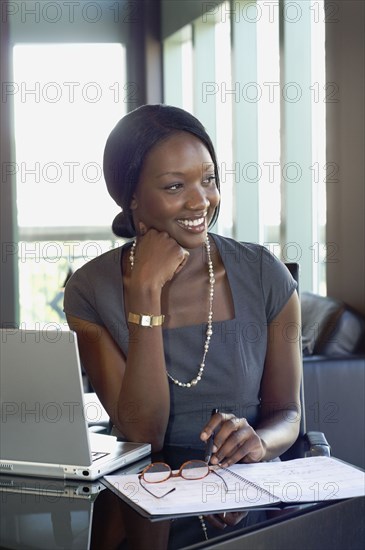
204 408 219 464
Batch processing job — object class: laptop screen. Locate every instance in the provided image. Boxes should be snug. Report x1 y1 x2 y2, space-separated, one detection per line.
0 329 92 466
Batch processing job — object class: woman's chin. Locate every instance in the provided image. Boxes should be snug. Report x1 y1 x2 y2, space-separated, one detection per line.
174 228 208 250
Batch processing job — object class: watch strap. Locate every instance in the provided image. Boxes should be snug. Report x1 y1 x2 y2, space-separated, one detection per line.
128 312 165 327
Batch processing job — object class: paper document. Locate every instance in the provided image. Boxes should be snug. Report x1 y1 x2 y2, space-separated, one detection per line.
103 456 365 518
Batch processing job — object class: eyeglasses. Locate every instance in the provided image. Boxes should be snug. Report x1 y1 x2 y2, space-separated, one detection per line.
138 459 229 499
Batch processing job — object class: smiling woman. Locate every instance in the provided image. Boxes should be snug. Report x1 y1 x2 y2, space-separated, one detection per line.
64 104 302 466
102 104 221 239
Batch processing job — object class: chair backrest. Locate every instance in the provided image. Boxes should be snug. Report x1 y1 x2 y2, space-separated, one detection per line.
284 263 299 292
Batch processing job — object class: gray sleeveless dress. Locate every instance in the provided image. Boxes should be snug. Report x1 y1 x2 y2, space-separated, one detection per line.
64 234 297 449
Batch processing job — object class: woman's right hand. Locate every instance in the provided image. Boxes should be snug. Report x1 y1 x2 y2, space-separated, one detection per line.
131 224 189 290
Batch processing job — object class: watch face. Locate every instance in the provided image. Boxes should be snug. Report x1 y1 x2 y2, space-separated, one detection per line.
140 315 151 327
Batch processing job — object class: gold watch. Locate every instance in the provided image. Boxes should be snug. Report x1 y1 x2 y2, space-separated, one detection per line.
128 312 165 327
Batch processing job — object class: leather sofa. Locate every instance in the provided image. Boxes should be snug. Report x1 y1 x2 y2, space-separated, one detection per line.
301 292 365 469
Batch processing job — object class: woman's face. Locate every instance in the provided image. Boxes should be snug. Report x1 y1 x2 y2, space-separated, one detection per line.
130 131 220 249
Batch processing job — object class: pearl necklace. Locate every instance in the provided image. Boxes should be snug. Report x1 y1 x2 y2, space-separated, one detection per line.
128 237 215 388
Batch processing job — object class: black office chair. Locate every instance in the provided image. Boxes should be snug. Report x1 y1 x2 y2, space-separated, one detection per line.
281 263 330 460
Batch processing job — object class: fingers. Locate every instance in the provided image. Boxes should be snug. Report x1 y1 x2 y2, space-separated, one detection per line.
204 511 248 530
173 248 190 275
132 228 189 285
204 513 227 530
135 225 189 277
138 222 147 236
200 410 222 441
201 413 265 466
200 412 239 442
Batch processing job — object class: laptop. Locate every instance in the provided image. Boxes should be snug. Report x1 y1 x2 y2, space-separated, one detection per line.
0 328 151 480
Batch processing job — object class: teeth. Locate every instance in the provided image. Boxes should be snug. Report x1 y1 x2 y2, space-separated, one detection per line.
178 217 204 227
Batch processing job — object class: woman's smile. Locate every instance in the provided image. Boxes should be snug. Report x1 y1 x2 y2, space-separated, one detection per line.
176 212 207 232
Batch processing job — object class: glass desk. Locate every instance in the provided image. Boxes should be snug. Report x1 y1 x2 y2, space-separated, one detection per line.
1 447 364 550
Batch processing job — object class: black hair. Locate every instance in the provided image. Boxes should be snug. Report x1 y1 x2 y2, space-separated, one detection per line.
103 104 221 238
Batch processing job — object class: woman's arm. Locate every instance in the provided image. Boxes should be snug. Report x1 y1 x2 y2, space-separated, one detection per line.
66 230 189 451
201 291 302 465
255 289 302 460
66 313 169 451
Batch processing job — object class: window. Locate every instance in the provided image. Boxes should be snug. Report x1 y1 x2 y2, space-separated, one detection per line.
163 0 327 294
12 43 126 326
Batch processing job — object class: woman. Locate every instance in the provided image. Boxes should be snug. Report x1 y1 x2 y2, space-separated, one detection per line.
64 104 301 467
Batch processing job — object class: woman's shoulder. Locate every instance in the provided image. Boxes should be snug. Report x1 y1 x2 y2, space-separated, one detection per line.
210 234 296 322
63 242 129 321
64 243 129 299
210 233 273 263
70 242 128 279
210 232 293 284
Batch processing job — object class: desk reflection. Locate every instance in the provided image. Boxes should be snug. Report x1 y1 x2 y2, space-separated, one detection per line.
92 491 274 549
0 477 300 550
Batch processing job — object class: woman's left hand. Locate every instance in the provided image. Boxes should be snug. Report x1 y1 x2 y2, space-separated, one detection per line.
200 412 265 466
